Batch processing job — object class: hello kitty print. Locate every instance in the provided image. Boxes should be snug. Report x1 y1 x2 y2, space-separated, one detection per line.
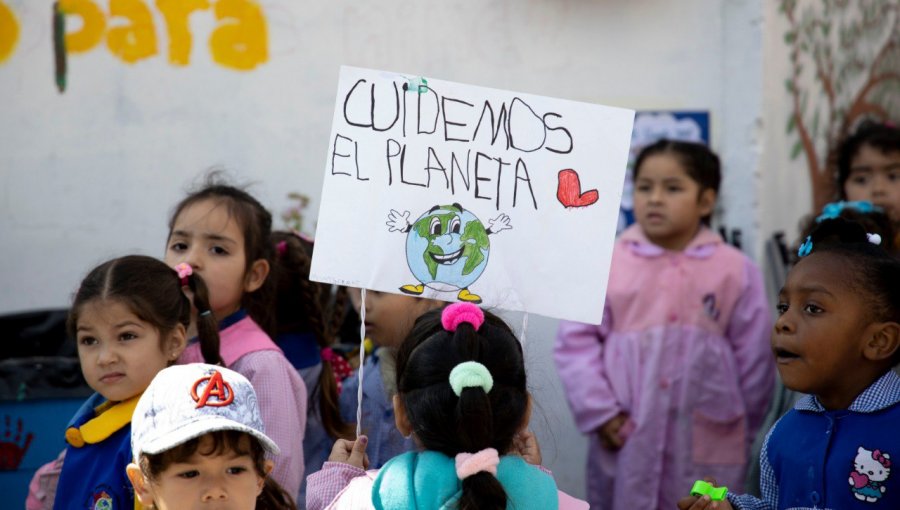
850 446 891 503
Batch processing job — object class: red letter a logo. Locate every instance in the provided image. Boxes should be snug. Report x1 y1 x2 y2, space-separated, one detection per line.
191 370 235 408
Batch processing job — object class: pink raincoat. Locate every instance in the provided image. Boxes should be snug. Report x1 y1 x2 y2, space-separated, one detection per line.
554 225 774 510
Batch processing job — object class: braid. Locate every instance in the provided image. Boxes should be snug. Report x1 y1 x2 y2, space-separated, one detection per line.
271 231 350 439
184 271 223 365
327 287 349 344
295 246 329 346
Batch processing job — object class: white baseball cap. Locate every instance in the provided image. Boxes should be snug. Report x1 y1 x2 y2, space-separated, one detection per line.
131 363 280 461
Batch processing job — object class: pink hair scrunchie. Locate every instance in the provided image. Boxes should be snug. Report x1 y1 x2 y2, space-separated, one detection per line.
455 448 500 480
441 302 485 332
175 263 192 286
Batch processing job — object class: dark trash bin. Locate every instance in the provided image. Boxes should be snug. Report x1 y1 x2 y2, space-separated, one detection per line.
0 309 91 506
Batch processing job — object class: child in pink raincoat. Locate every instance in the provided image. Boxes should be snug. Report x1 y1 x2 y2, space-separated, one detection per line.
554 140 775 510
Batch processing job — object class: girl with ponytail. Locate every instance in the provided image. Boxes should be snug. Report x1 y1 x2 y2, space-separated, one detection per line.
165 177 308 496
48 255 220 509
305 303 588 510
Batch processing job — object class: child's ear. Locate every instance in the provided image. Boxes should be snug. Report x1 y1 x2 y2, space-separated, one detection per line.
243 259 270 293
517 394 533 433
126 463 155 507
863 321 900 362
165 323 188 362
392 394 413 438
258 460 274 494
698 188 717 217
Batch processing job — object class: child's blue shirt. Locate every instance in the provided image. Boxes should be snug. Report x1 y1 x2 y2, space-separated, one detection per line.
730 370 900 509
54 392 137 510
339 348 414 468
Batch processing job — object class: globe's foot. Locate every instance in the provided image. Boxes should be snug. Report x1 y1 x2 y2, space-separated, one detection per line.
457 288 483 304
400 284 425 295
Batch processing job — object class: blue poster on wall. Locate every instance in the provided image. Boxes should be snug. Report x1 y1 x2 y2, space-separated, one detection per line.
618 111 711 231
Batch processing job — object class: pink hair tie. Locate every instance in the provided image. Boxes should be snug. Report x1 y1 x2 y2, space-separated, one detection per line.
455 448 500 479
441 303 484 332
175 263 192 286
276 240 288 257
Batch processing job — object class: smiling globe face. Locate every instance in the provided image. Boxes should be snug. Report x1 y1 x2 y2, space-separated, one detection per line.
405 205 490 291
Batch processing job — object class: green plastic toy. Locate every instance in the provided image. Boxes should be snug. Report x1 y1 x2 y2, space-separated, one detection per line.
691 480 728 501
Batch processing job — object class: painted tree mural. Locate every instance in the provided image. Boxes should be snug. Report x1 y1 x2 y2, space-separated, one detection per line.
782 0 899 211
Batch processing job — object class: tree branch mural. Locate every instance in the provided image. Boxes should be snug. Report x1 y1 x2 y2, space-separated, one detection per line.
781 0 899 211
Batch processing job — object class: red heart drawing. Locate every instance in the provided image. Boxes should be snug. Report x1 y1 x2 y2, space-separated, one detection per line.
557 169 599 208
850 471 869 489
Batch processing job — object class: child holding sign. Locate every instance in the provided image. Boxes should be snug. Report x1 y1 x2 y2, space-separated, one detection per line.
307 304 588 510
338 290 441 468
554 140 774 510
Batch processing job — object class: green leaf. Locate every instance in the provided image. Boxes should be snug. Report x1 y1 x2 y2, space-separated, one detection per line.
784 79 795 93
784 31 797 44
786 115 796 134
791 140 804 160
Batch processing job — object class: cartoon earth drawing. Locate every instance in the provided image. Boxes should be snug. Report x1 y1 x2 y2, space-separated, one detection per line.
386 203 512 304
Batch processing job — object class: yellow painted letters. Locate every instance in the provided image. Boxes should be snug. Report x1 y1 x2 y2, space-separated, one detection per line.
106 0 157 63
0 1 19 63
210 0 268 71
59 0 106 53
156 0 209 65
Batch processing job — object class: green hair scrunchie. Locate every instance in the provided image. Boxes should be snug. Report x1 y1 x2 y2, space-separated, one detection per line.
449 361 494 396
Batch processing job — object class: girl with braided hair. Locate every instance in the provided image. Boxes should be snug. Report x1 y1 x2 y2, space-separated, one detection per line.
270 230 354 501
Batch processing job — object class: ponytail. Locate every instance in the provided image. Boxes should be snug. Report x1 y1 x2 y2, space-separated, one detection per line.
453 323 507 510
396 305 528 510
460 472 507 510
180 271 222 366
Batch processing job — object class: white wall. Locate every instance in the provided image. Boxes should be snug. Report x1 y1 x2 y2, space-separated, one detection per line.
0 0 766 497
1 0 766 313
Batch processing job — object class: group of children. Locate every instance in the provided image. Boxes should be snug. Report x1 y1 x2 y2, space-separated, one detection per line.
26 119 900 510
555 120 900 510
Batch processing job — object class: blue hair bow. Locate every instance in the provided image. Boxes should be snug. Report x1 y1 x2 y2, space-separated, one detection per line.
797 236 813 258
815 201 883 223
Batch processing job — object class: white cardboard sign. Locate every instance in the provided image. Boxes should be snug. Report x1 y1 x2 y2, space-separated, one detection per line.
311 66 634 324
